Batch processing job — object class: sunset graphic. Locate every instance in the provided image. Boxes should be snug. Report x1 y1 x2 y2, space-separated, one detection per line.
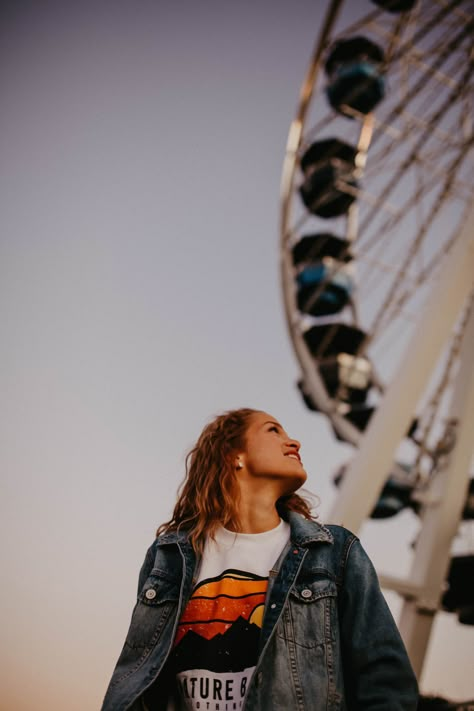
173 569 267 648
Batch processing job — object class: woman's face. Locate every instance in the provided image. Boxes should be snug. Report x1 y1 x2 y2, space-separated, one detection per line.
237 411 307 494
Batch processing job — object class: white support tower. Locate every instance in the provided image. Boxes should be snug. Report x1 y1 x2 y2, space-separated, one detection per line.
327 207 474 676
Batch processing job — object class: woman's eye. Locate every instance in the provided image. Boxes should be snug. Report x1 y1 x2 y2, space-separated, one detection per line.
269 426 279 433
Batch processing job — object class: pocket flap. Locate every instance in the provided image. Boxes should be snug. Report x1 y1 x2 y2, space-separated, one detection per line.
139 572 180 606
290 579 337 603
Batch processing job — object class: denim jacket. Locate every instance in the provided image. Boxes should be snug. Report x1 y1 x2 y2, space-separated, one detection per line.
102 513 418 710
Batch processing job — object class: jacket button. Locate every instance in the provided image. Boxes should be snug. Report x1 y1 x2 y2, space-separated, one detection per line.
145 589 157 600
301 589 312 599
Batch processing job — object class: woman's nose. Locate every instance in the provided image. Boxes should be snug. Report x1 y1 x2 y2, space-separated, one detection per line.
287 438 301 451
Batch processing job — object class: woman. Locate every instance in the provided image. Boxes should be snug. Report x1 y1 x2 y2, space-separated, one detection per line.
102 408 418 710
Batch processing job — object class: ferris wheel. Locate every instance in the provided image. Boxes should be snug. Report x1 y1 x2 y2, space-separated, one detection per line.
279 0 474 680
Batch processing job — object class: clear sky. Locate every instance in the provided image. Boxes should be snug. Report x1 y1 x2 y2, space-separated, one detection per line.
1 1 472 709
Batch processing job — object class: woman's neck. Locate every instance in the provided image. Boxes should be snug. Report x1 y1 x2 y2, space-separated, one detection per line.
231 497 281 534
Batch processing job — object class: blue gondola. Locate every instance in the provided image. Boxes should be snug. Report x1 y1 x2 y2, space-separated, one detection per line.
325 36 385 116
296 260 354 316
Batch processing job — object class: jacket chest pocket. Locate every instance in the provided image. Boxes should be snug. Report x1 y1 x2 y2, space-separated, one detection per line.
125 569 180 651
278 579 338 649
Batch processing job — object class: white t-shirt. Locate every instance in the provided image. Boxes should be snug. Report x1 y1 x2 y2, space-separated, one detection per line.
166 519 290 711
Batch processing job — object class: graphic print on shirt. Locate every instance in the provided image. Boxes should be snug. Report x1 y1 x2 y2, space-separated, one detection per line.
171 569 268 710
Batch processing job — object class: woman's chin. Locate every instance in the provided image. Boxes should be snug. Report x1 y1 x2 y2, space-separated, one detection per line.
281 472 307 495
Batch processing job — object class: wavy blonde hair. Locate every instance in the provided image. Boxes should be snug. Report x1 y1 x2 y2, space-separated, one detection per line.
157 407 315 553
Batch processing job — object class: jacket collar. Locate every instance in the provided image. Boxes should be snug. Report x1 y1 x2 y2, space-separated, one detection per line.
285 511 333 546
156 512 333 548
156 527 193 547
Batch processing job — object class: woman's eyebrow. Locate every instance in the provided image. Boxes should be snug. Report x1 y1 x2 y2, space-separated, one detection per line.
263 420 282 429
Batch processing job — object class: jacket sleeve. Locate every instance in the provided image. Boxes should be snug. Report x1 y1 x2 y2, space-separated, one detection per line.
338 536 419 710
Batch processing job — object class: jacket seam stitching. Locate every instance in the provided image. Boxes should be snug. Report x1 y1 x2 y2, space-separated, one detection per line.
336 534 357 593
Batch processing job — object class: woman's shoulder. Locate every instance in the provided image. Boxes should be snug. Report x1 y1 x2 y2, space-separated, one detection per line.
324 522 359 541
290 511 358 544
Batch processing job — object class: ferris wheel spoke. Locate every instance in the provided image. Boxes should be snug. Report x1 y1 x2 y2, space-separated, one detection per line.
384 0 467 67
366 148 473 338
355 57 472 244
378 203 474 332
369 18 473 150
357 138 472 278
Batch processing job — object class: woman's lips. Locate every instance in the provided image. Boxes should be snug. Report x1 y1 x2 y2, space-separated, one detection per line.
286 453 302 464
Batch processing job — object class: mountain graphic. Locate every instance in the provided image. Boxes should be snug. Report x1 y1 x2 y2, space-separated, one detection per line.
173 616 261 673
174 569 267 646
